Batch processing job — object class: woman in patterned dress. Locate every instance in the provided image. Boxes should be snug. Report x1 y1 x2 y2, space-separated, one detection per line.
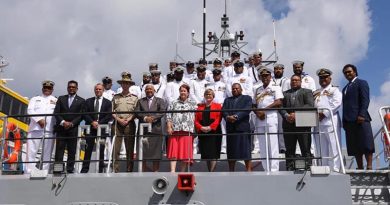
166 84 197 172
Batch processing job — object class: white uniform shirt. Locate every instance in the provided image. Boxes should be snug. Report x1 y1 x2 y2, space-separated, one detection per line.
116 85 142 99
141 82 166 99
314 84 342 126
183 71 197 83
248 66 260 83
103 89 115 101
164 80 186 105
272 77 289 92
27 95 57 132
253 84 284 126
205 81 227 104
226 73 254 97
190 78 209 104
223 65 249 80
253 81 263 95
285 73 316 92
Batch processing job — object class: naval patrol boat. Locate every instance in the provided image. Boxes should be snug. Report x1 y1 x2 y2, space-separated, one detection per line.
1 2 389 204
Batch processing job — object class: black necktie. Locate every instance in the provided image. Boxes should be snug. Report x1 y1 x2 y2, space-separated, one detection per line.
94 97 100 120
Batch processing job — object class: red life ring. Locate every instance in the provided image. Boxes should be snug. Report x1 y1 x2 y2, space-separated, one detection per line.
2 122 22 163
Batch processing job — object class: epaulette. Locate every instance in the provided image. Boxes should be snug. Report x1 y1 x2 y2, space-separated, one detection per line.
331 84 339 88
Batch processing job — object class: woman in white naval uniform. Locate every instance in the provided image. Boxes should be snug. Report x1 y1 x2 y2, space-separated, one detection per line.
25 80 57 173
314 68 342 172
253 67 283 172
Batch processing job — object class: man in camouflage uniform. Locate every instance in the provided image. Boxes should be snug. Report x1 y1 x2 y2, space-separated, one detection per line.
112 72 138 172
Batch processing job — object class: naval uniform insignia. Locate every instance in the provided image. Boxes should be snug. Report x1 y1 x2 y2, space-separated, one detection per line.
239 78 246 83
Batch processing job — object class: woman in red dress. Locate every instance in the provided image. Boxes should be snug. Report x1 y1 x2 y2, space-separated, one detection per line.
195 89 222 172
166 84 197 172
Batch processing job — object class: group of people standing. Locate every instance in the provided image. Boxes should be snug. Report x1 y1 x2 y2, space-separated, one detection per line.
24 50 375 174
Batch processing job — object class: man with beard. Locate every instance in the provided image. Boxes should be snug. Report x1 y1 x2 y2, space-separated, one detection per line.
183 61 197 84
190 65 209 104
225 60 253 97
272 64 289 153
285 60 316 91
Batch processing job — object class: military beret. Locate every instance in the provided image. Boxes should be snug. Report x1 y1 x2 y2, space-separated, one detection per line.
292 60 304 66
42 80 55 87
316 68 332 77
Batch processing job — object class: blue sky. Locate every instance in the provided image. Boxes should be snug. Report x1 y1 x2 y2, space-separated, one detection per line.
358 0 390 96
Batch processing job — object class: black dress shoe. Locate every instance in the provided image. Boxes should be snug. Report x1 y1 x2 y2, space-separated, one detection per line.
80 170 88 173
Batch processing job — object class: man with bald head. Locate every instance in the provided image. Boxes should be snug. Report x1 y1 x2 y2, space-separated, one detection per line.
81 83 112 173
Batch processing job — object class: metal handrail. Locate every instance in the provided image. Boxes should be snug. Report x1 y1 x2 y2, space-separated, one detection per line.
0 107 359 174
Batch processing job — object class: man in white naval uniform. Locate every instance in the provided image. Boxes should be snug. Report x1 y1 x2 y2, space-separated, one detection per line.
164 66 186 105
253 67 283 172
285 60 316 91
251 66 264 154
223 51 249 81
248 51 262 84
198 58 213 83
190 66 209 104
183 61 197 84
142 70 166 99
272 64 289 153
226 60 253 97
206 67 228 153
25 80 57 173
313 68 342 172
102 76 115 101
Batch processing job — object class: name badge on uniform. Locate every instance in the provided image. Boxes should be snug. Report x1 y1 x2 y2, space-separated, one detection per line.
239 78 246 83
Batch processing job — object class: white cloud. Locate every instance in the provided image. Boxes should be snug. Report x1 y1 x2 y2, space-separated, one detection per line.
0 0 371 100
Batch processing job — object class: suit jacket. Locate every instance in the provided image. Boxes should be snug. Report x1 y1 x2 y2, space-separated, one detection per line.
279 88 314 128
135 96 167 134
342 78 371 122
83 96 112 126
195 102 222 132
222 95 252 132
54 94 85 132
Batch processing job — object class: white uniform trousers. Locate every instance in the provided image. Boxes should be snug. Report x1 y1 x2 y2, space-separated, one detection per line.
256 123 279 172
314 125 341 172
25 130 54 173
220 118 227 153
250 112 260 153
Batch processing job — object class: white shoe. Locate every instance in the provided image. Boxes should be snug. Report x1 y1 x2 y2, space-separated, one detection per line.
251 149 260 154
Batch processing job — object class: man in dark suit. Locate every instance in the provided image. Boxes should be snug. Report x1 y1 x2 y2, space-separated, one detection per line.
135 84 167 172
54 80 85 173
279 74 314 171
342 64 374 170
80 83 112 173
222 83 253 172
